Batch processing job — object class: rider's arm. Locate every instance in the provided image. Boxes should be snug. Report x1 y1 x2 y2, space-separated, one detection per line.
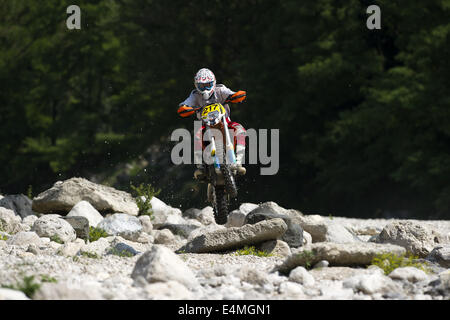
177 90 199 117
217 85 246 104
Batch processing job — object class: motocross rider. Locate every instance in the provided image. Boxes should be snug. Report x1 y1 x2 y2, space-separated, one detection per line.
177 68 247 179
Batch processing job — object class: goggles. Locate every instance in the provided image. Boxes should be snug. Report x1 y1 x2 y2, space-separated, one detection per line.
197 81 214 92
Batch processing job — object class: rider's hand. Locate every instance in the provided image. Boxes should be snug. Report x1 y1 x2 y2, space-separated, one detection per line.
177 105 195 117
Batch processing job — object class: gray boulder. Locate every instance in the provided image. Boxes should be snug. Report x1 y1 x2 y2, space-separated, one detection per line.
159 222 201 239
180 218 288 253
66 200 104 227
244 202 304 247
376 221 442 257
277 242 406 273
61 216 89 240
31 214 76 243
0 194 35 219
258 240 291 258
426 245 450 268
32 177 138 216
97 213 142 241
131 245 198 288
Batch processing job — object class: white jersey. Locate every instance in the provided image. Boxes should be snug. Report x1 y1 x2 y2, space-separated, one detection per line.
179 84 235 120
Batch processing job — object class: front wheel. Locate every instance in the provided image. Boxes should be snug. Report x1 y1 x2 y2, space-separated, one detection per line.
221 164 238 198
213 185 228 225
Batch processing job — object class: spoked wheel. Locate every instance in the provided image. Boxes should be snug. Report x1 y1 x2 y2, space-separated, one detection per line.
213 185 228 225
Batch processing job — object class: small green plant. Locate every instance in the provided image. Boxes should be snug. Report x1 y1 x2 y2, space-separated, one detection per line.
370 253 431 275
50 235 64 244
233 246 273 257
89 226 109 242
0 234 7 241
2 276 41 298
40 274 57 283
297 250 315 269
109 247 134 257
27 185 33 199
80 251 100 259
130 182 161 217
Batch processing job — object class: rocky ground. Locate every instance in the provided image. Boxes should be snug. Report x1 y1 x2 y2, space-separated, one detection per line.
0 177 449 300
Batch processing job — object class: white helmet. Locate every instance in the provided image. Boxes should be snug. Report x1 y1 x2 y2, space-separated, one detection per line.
194 68 216 99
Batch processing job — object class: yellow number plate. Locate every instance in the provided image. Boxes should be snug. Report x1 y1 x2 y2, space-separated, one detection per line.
201 103 226 120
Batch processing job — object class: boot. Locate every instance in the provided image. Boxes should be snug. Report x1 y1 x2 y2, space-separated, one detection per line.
194 165 206 180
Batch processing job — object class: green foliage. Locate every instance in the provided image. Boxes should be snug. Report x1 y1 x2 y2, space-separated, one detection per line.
80 251 100 259
89 226 109 242
296 250 315 270
27 185 33 199
50 235 63 244
370 253 431 275
109 247 134 257
0 234 8 241
233 246 272 257
40 274 57 283
130 182 161 217
2 276 41 298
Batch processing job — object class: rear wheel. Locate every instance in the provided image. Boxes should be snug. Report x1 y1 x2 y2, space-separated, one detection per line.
213 185 228 225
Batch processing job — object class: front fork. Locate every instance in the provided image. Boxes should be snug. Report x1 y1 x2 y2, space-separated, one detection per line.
208 118 236 174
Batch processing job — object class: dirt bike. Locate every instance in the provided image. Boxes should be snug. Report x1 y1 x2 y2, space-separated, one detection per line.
192 102 239 225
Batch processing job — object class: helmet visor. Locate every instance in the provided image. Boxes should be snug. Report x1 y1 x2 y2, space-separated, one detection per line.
197 81 214 92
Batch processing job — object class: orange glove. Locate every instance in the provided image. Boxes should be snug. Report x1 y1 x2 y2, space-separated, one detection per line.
177 105 195 117
226 90 246 103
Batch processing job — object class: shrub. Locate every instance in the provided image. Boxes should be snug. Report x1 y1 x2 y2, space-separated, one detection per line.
296 250 315 269
233 246 272 257
370 253 431 275
89 226 109 242
50 235 64 244
130 182 161 217
109 247 134 257
2 275 41 298
80 251 100 259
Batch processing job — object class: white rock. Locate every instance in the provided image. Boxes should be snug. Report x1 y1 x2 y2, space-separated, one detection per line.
289 266 315 286
33 282 103 300
0 288 30 300
149 197 183 228
22 215 38 228
154 229 176 245
58 241 84 257
67 201 104 228
144 281 192 300
303 231 312 246
80 237 110 257
32 177 138 216
97 213 142 241
239 203 259 214
343 270 400 295
6 231 42 246
131 245 198 289
138 215 153 233
31 214 76 243
225 209 246 228
0 207 23 233
377 221 441 257
279 281 305 298
388 267 429 283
